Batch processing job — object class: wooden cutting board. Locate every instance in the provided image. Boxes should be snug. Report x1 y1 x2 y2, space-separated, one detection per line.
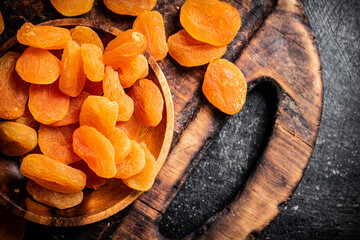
0 0 322 239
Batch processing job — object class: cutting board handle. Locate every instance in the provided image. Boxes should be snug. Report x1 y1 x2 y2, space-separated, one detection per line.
111 0 323 239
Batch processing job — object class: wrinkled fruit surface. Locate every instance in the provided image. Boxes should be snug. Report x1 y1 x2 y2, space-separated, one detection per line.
0 52 29 120
103 0 157 16
81 44 105 82
70 160 107 190
27 180 84 209
118 54 148 88
50 0 94 17
203 59 247 115
167 29 227 67
180 0 241 46
70 26 104 51
127 78 164 127
106 128 131 165
0 121 37 156
20 154 86 193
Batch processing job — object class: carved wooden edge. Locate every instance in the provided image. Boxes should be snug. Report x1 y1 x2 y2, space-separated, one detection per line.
0 18 174 227
111 0 323 239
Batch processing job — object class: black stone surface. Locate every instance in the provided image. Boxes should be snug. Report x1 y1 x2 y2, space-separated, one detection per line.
159 0 360 239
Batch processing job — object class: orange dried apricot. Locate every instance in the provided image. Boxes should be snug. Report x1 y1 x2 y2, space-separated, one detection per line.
26 180 83 209
17 22 72 49
79 95 118 135
0 11 4 34
122 143 157 191
106 128 131 165
14 105 39 130
114 140 145 179
167 29 227 67
103 0 157 16
103 66 134 121
0 52 29 120
118 54 148 88
70 26 104 51
116 115 142 140
133 11 168 61
28 82 70 124
83 78 103 95
0 121 37 156
59 41 86 97
81 44 105 82
180 0 241 46
70 160 107 190
38 124 81 165
127 78 164 127
73 126 116 178
103 30 146 68
50 0 94 17
20 154 86 193
202 59 247 115
16 47 61 84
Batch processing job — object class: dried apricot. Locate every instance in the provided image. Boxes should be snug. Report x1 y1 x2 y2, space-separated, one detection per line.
180 0 241 46
28 82 70 124
118 54 148 88
79 95 118 135
20 154 86 193
73 126 116 178
103 66 134 121
38 124 81 165
16 47 61 84
59 41 86 97
50 0 94 17
103 30 146 68
26 180 83 209
116 115 142 140
106 128 131 165
133 11 168 61
70 160 107 190
0 11 4 34
81 44 105 82
202 59 247 115
17 22 72 49
83 78 103 95
167 29 227 67
14 105 39 130
0 52 29 120
70 26 104 51
0 121 37 156
127 78 164 127
114 140 145 179
122 143 157 191
103 0 157 16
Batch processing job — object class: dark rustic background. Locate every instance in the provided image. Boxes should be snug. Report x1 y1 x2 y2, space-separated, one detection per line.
0 0 359 239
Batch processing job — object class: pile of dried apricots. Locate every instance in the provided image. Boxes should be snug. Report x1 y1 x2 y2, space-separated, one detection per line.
0 0 247 210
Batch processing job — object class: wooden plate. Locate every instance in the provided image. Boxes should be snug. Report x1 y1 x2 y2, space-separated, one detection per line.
0 18 174 226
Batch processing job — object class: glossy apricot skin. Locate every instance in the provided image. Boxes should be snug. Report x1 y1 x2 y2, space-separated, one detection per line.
16 47 61 84
127 78 164 127
103 66 134 121
20 154 87 193
202 59 247 115
0 121 37 156
116 115 142 140
123 143 157 191
70 160 107 190
17 22 72 49
0 52 29 120
70 26 104 51
0 11 4 34
38 124 81 165
118 54 148 88
50 0 94 17
103 30 146 68
81 44 105 82
26 180 84 209
79 95 118 136
59 41 86 97
106 128 131 165
114 140 145 179
133 11 168 61
73 126 116 178
28 82 70 125
180 0 241 46
103 0 157 16
51 91 90 127
167 29 227 67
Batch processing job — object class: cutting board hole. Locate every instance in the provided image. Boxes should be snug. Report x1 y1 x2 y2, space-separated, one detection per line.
158 81 278 238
